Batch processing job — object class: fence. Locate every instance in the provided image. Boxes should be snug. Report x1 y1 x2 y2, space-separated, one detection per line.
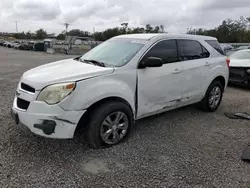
46 41 102 55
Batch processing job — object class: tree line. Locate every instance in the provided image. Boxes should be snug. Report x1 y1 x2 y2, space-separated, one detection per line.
12 23 165 41
187 16 250 43
92 23 165 41
12 16 250 43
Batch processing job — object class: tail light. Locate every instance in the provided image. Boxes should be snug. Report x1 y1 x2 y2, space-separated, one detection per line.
226 58 230 68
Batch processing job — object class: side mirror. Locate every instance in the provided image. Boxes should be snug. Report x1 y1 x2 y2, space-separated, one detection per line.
139 57 163 68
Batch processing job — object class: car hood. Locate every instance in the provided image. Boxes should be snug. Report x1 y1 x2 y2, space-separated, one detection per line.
21 58 114 90
230 59 250 67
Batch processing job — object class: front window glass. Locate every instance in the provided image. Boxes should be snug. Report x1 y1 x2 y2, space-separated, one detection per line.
143 40 178 64
80 38 146 67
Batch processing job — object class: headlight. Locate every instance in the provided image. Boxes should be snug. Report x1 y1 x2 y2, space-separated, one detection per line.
37 82 75 105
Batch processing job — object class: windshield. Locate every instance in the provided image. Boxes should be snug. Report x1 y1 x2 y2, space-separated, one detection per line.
237 46 248 50
80 38 146 67
230 50 250 59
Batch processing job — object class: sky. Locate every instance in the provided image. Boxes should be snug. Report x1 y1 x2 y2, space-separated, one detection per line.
0 0 250 34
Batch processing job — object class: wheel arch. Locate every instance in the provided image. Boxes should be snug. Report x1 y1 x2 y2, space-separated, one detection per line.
211 75 226 91
199 75 226 112
74 96 134 134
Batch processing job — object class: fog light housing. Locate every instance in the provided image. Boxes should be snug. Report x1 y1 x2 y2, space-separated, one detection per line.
34 120 56 135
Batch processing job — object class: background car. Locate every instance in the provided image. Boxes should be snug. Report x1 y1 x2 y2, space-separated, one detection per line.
18 42 32 50
228 49 250 85
14 43 21 49
10 41 20 48
234 45 250 51
0 40 5 46
4 42 12 48
220 44 234 52
3 42 9 47
28 41 35 50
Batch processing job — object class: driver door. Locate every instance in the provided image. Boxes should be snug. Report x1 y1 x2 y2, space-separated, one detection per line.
137 39 183 118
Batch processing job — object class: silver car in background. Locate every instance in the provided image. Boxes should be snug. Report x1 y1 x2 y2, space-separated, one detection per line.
228 49 250 85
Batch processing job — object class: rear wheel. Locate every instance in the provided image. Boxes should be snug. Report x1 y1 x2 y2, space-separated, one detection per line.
84 101 133 149
199 80 223 112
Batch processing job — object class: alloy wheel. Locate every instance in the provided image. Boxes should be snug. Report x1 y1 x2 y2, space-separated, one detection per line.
208 86 222 109
100 111 129 145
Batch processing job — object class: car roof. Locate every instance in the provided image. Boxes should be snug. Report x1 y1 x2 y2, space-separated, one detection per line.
114 33 217 41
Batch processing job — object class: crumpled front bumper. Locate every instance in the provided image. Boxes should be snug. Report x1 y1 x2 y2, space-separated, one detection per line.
11 97 86 138
11 80 86 139
229 67 250 84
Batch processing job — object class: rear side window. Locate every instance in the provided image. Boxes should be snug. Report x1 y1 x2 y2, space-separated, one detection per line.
143 40 179 64
178 40 207 61
201 46 210 58
205 40 225 55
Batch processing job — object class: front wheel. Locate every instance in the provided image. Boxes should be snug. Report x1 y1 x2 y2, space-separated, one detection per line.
199 81 223 112
84 101 133 149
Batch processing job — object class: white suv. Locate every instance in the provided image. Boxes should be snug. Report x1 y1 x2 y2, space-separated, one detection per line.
11 34 229 148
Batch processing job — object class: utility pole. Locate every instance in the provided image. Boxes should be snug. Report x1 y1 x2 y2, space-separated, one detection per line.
15 21 18 33
187 27 192 33
93 27 95 33
160 25 164 33
64 22 70 35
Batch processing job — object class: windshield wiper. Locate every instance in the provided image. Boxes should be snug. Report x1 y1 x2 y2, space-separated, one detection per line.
83 59 106 67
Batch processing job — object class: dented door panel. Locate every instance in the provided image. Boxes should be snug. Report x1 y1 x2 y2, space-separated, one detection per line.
137 63 183 118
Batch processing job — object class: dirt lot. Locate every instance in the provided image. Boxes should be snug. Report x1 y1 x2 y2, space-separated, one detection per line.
0 47 249 188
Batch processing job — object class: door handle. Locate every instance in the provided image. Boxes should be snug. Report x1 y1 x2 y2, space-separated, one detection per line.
205 62 210 66
172 68 182 74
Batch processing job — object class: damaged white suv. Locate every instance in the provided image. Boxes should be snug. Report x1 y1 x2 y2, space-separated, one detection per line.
11 34 229 148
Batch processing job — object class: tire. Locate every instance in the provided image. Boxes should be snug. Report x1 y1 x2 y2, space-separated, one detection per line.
199 80 223 112
84 101 133 149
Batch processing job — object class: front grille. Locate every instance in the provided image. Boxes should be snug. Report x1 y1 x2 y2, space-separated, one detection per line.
17 98 30 110
229 67 246 75
21 83 35 93
229 67 250 83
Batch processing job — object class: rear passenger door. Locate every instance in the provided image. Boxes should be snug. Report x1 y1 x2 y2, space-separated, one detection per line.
177 39 210 106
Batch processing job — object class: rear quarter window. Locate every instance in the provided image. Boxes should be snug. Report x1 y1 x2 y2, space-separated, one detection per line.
205 40 225 55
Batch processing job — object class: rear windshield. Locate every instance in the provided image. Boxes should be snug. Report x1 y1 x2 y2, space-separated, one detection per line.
205 40 225 55
229 50 250 59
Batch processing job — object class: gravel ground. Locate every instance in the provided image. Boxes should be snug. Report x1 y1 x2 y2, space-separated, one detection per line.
0 47 249 188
